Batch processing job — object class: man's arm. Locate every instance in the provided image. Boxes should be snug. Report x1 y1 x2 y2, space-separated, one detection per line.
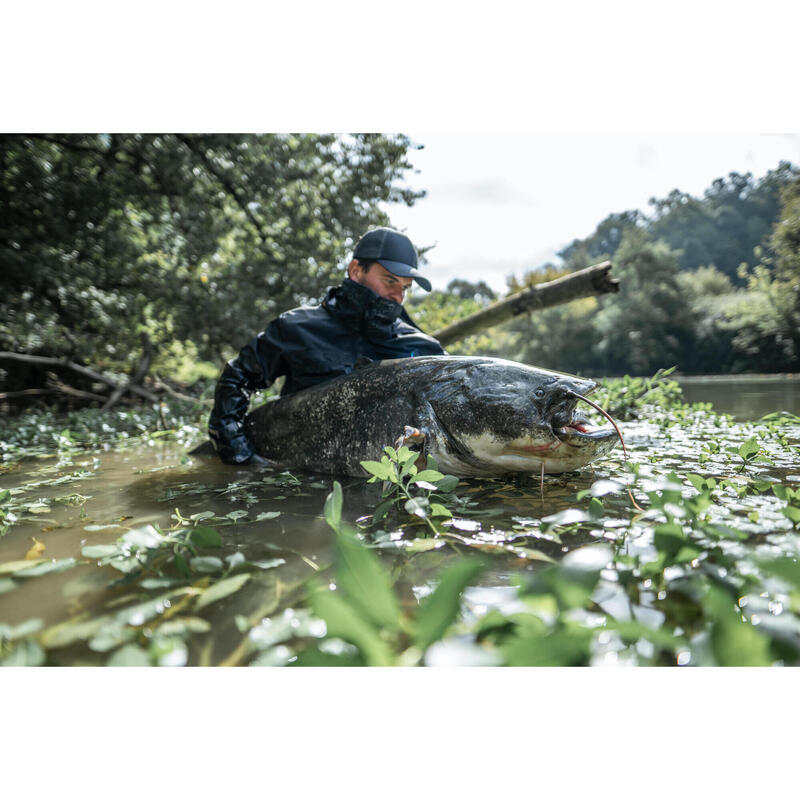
207 321 287 463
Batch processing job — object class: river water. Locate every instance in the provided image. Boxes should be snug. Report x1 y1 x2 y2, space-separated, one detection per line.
1 375 799 666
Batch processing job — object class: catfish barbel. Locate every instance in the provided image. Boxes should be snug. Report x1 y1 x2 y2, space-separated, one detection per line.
236 356 618 477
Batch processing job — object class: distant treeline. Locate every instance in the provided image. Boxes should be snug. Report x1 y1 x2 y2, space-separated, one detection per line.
409 162 800 376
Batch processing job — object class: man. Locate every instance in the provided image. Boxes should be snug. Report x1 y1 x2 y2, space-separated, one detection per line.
208 227 445 464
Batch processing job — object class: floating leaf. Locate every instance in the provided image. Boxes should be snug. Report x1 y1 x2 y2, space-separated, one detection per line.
121 525 164 549
107 644 150 667
25 538 46 560
14 558 77 578
225 510 248 521
190 556 224 574
81 544 121 559
255 511 281 521
195 573 251 610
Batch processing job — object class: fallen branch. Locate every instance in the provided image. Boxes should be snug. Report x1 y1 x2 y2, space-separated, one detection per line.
0 351 159 403
432 260 618 347
0 388 53 401
46 377 110 404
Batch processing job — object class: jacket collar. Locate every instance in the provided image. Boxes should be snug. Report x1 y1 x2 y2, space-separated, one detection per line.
323 279 403 338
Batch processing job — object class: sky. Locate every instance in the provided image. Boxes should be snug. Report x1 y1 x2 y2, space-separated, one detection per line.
382 134 800 294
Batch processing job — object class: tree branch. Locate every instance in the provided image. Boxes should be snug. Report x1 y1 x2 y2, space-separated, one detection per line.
173 134 268 245
432 261 619 347
0 352 159 403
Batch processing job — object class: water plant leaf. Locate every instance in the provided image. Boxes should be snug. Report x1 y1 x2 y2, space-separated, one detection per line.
13 558 78 578
255 511 281 521
187 526 223 548
404 497 430 518
190 556 224 574
309 586 393 666
414 470 445 483
82 544 121 559
121 525 164 550
323 482 343 533
107 644 150 666
360 460 393 481
413 558 486 651
334 531 401 631
195 573 251 610
738 438 760 461
434 476 460 493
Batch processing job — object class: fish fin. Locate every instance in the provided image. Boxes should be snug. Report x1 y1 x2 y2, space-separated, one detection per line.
394 425 425 451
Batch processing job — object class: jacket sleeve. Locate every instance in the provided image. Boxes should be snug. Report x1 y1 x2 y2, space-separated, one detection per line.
207 319 288 463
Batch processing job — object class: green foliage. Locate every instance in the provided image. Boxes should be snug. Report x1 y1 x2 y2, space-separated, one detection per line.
360 447 463 534
1 133 422 394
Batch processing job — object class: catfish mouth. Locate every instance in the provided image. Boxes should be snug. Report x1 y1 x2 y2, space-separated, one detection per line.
551 389 616 444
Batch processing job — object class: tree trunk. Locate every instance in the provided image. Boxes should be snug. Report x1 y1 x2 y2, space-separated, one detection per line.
432 261 618 347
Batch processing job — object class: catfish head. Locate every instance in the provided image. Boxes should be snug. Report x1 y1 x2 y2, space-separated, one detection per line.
418 357 618 476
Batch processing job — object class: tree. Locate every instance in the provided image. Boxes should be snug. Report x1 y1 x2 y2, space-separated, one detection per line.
591 229 693 375
0 134 423 396
723 175 800 371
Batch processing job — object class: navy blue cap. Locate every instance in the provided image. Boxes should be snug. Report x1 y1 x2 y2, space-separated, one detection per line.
352 227 432 292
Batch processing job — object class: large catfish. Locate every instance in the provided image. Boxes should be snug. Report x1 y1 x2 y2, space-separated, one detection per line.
240 356 618 477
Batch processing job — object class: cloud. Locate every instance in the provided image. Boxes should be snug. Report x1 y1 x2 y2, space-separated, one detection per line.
431 180 539 206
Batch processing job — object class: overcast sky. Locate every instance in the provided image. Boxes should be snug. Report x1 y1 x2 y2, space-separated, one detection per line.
381 134 800 294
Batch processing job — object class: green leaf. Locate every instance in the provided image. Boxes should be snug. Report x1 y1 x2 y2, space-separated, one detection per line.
81 544 120 559
372 498 394 522
404 497 430 518
759 557 800 587
195 573 251 610
323 481 343 533
429 503 453 518
255 511 281 521
225 510 248 521
107 644 151 667
413 558 486 651
434 475 460 493
190 556 224 573
309 587 393 666
414 469 445 483
13 558 78 578
335 531 401 631
360 460 392 481
738 437 760 461
0 490 12 504
653 522 686 557
187 526 223 548
686 473 706 492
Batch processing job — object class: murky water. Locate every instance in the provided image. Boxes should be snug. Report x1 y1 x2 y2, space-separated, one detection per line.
2 378 799 665
677 374 800 420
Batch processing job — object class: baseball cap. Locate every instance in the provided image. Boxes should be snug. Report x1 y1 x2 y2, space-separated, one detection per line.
352 227 432 292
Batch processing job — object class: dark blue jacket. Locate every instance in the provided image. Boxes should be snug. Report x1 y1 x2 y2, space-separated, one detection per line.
208 278 445 462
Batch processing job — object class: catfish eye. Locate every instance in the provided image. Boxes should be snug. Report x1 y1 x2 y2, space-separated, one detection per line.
534 388 545 399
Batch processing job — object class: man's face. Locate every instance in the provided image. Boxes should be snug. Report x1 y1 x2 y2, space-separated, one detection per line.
348 260 413 304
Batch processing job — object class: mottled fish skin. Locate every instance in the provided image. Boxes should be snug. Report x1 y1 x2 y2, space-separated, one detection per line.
243 356 618 477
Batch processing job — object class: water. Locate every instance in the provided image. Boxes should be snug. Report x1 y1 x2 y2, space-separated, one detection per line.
676 374 800 420
2 376 800 666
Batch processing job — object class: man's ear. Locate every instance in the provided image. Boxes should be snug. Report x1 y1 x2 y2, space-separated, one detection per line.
347 259 362 282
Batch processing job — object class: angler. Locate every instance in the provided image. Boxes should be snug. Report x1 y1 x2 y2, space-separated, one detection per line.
239 356 618 477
